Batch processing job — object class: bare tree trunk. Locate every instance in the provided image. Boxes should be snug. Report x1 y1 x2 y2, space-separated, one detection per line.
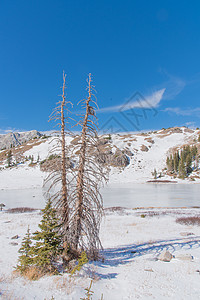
46 72 70 246
73 74 92 250
60 73 69 238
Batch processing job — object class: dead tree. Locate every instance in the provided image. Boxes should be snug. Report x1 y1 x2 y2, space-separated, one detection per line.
44 73 107 261
68 74 108 259
44 72 72 244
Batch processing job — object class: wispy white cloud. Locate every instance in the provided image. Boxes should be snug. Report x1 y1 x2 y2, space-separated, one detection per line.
0 127 26 135
164 107 200 117
185 121 196 129
157 70 186 100
157 71 200 101
98 88 166 113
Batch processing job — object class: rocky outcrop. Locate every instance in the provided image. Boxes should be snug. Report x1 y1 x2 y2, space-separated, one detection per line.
110 149 129 167
96 148 129 168
144 138 155 144
141 145 149 152
123 149 133 157
40 155 73 172
0 130 42 150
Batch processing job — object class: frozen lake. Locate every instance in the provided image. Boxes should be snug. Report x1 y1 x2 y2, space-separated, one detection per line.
0 183 200 209
102 183 200 208
0 188 45 209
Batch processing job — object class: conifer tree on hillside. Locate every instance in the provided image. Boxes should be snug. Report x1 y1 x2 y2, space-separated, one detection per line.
166 154 174 172
7 150 12 167
166 156 170 169
178 157 186 179
191 145 198 159
153 168 157 179
185 152 192 174
173 152 179 173
166 144 199 178
16 226 33 274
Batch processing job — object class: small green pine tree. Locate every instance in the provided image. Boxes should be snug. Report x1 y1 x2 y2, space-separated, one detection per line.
178 157 186 179
7 150 12 167
173 152 179 173
16 226 33 274
186 153 192 175
166 156 170 169
37 154 40 162
32 199 63 273
70 251 88 276
191 145 198 159
169 154 174 172
153 169 157 179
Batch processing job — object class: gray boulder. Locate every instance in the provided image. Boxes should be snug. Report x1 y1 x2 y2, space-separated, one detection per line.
158 249 173 262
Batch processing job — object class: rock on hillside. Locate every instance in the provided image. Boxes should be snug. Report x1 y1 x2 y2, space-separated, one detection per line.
0 130 42 150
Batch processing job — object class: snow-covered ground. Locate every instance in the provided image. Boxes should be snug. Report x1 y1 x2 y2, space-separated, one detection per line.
0 127 200 299
1 207 200 299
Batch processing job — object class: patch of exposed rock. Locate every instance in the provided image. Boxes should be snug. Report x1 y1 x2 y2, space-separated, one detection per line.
40 156 73 172
122 149 133 157
96 148 129 168
141 145 149 152
171 127 183 133
184 128 194 133
0 130 42 150
144 138 155 144
42 136 129 171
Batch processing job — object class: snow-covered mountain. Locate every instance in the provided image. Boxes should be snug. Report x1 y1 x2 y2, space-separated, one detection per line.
0 126 200 189
0 130 42 150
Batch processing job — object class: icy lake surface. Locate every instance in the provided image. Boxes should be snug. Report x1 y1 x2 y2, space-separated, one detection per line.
0 183 200 209
0 188 45 209
102 183 200 208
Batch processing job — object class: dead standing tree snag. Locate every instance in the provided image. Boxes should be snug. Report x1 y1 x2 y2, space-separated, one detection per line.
45 72 72 244
69 74 108 259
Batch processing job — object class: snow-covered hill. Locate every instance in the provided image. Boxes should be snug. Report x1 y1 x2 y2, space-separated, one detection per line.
109 126 200 183
0 126 200 189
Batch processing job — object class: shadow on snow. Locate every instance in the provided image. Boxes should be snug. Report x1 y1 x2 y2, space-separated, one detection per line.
92 236 200 279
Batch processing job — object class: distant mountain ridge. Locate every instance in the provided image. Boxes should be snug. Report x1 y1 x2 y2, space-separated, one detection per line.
0 130 42 150
0 126 200 184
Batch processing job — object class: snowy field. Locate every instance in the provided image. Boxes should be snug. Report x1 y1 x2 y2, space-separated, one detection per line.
1 128 200 299
1 206 200 299
0 166 200 299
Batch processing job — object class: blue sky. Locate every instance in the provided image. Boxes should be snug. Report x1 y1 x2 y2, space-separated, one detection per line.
0 0 200 134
